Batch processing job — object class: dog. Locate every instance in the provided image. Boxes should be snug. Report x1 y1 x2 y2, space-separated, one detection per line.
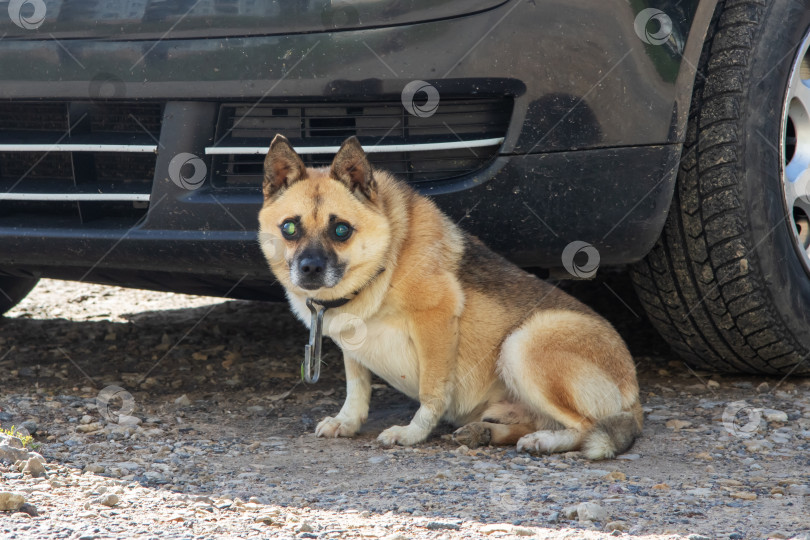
258 134 642 459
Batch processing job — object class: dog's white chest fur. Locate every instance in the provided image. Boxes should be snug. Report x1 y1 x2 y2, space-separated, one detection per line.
289 296 420 399
340 315 419 399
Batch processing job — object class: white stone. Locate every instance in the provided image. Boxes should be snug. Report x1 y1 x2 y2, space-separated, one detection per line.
0 492 26 511
787 484 809 497
22 459 46 478
763 410 789 423
576 502 607 523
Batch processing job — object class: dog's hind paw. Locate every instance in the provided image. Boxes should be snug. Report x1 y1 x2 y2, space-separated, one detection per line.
452 423 492 449
315 416 360 438
516 429 580 454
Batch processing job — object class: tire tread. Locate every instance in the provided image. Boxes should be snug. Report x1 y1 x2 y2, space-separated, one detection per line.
631 0 808 375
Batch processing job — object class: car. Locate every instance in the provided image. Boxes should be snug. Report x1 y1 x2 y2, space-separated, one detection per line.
0 0 807 375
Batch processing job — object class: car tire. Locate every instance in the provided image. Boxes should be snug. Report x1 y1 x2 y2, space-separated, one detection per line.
632 0 810 375
0 276 38 316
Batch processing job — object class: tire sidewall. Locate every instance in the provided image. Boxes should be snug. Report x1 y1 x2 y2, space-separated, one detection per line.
742 1 810 347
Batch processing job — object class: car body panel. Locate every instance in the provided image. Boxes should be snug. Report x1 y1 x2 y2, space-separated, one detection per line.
0 0 510 40
0 0 718 299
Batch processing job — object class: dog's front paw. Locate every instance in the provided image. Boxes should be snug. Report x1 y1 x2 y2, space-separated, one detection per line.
377 424 427 446
315 416 360 438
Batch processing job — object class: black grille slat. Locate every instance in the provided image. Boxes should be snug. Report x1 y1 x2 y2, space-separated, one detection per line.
220 150 488 187
93 153 156 186
0 152 73 182
0 101 162 226
0 103 69 131
90 103 163 136
214 98 512 186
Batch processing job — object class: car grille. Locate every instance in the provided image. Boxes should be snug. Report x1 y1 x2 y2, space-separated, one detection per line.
209 98 512 188
0 101 162 225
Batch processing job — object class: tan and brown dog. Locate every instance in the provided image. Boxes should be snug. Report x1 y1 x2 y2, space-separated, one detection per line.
258 134 642 459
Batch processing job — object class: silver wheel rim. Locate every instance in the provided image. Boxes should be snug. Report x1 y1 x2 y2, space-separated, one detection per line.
781 29 810 276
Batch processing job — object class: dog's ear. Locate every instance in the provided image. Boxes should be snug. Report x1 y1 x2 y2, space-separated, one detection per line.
263 134 307 201
330 136 377 201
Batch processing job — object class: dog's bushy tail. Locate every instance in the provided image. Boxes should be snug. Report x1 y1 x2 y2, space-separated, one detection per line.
581 401 643 460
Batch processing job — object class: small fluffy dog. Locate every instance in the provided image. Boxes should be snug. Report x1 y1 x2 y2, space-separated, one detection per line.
258 135 642 459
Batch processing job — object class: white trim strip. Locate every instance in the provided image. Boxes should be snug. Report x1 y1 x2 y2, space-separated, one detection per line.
204 137 505 155
0 193 150 202
0 144 158 153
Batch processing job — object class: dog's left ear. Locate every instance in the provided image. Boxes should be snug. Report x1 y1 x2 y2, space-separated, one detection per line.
263 134 307 201
330 136 377 201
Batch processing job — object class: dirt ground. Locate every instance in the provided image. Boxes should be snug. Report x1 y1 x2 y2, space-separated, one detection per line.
1 276 809 539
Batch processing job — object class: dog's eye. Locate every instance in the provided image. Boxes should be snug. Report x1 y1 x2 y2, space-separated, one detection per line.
333 223 352 241
281 220 298 238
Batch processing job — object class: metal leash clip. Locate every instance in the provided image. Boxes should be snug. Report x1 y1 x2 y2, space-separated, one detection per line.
303 298 326 383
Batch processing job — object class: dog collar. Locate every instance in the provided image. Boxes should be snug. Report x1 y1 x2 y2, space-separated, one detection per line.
308 267 386 309
309 296 351 309
301 267 385 383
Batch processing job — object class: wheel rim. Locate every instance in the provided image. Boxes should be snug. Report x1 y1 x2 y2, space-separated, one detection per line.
781 28 810 276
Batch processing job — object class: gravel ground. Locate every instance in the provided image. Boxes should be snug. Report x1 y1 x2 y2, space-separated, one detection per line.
1 277 809 540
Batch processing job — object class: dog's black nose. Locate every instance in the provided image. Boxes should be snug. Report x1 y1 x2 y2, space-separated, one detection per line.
299 255 326 276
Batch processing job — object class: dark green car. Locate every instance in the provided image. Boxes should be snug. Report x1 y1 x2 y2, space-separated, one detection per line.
0 0 808 375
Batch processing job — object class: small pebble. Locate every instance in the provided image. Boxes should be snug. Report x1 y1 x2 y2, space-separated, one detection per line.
22 459 46 478
763 409 789 423
19 420 37 435
0 492 26 512
94 494 119 507
425 521 461 530
605 520 627 532
76 423 101 433
666 419 692 430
